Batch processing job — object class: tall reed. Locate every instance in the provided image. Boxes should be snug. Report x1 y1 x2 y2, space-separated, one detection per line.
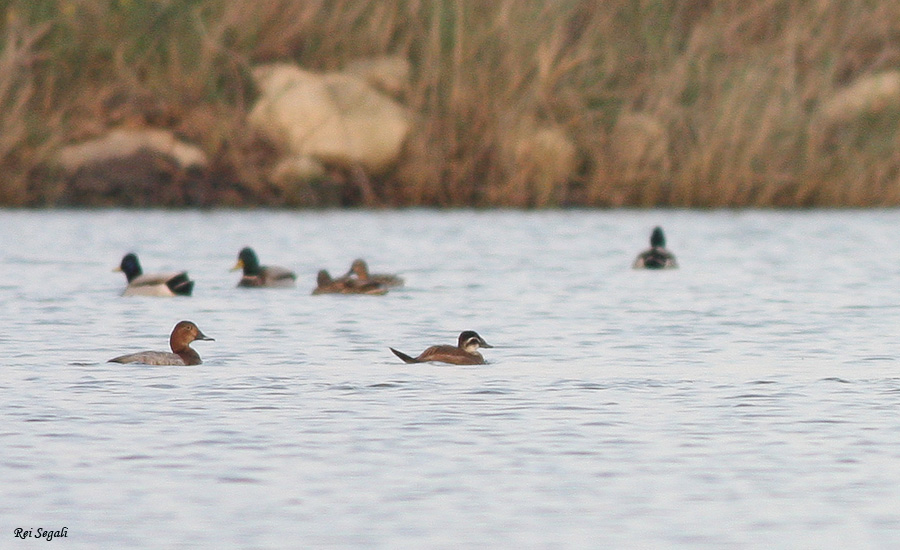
2 0 900 207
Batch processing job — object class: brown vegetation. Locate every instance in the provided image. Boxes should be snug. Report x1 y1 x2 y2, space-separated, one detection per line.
4 0 900 207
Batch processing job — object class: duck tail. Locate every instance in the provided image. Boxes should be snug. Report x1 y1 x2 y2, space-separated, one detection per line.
167 273 195 296
390 348 419 364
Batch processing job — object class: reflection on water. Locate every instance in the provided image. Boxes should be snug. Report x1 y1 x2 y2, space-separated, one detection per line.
2 209 900 548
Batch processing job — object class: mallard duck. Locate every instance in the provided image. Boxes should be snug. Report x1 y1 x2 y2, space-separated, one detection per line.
116 253 194 296
232 247 297 288
632 227 678 269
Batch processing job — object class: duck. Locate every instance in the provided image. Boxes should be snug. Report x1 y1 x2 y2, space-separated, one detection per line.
231 247 297 288
108 321 214 366
311 269 387 295
343 259 404 288
632 226 678 269
390 330 493 365
116 253 195 296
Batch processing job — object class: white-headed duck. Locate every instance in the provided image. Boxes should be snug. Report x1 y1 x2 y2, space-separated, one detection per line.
632 227 678 269
232 247 297 288
390 330 493 365
108 321 214 366
116 253 194 297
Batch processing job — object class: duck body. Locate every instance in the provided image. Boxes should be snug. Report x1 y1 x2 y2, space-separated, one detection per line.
345 259 404 288
117 253 194 296
312 269 388 295
232 247 296 288
390 331 492 365
109 320 214 366
633 227 678 269
110 350 194 366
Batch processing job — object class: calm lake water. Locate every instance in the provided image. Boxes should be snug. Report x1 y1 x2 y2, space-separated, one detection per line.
2 209 900 549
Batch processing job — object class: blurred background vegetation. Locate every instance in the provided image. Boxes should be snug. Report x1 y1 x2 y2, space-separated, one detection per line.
3 0 900 207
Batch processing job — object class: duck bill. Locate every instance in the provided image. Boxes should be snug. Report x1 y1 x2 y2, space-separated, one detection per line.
479 340 493 348
196 331 215 341
230 259 244 272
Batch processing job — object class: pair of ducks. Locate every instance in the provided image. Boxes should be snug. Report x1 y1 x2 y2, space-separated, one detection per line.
109 322 491 366
312 259 404 296
117 249 401 296
234 251 404 293
116 248 296 296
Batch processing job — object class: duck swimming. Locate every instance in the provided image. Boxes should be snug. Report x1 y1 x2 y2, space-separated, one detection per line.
390 330 493 365
311 269 387 295
343 259 404 288
116 253 195 296
632 227 678 269
232 247 297 288
108 320 214 366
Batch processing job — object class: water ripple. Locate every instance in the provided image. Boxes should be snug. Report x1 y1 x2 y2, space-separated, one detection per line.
3 210 900 548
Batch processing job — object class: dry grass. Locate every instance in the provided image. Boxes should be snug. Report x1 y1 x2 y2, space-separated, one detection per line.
3 0 900 207
0 15 56 204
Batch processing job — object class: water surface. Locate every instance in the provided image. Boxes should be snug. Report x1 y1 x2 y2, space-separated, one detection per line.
2 209 900 549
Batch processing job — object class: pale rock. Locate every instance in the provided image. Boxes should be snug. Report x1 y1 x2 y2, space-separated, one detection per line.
57 128 207 172
499 122 578 206
610 113 670 174
270 155 326 187
820 71 900 125
248 63 411 173
344 56 410 96
514 126 578 186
